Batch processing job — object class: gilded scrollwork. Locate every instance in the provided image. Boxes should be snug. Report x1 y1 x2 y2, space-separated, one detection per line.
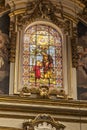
9 21 16 62
20 86 69 100
23 114 65 130
16 0 70 34
39 86 49 98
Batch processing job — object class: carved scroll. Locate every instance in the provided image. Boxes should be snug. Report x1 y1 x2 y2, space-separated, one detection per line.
23 114 65 130
16 0 69 33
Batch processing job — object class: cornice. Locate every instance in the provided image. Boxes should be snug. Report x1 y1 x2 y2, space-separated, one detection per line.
0 96 87 113
0 96 87 123
0 95 87 107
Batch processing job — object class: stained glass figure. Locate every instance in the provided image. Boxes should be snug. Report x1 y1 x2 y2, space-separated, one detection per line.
22 25 63 88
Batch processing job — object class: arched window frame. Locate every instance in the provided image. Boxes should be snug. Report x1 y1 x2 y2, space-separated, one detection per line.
12 21 68 99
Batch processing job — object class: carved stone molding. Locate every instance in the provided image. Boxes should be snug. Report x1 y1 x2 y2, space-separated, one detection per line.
23 114 65 130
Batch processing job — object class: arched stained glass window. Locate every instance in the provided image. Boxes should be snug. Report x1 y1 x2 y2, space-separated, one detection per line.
22 24 63 89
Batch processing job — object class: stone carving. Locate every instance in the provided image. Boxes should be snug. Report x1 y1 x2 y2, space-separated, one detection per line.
23 114 65 130
20 86 70 100
16 0 70 34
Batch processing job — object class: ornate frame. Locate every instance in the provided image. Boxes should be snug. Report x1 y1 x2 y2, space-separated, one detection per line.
8 0 85 99
23 114 65 130
14 20 68 100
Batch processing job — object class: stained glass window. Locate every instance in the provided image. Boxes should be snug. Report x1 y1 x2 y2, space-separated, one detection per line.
22 24 63 89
